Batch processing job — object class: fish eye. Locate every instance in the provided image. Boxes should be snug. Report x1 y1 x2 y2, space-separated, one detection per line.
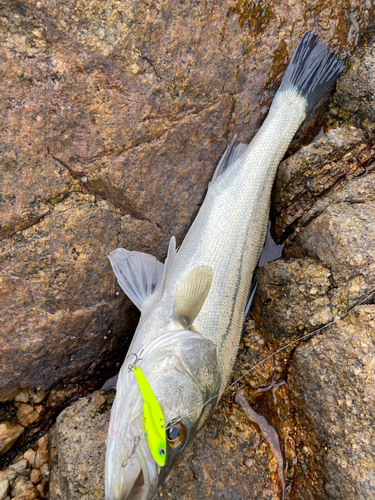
166 421 186 448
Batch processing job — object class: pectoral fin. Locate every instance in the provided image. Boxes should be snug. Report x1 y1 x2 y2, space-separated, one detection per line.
108 249 164 310
108 236 178 310
174 266 213 327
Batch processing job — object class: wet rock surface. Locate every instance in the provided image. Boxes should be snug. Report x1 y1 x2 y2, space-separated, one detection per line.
1 191 164 395
11 109 375 496
249 35 375 498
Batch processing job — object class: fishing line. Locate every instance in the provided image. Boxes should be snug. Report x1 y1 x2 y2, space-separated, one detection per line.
166 288 375 428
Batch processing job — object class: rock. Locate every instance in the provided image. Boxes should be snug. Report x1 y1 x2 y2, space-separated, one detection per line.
0 479 9 500
0 389 22 404
33 434 48 470
45 386 79 409
29 469 41 485
10 476 33 498
0 0 372 401
328 32 375 132
8 457 27 474
271 126 374 242
49 391 114 500
27 389 49 405
22 449 36 469
155 398 281 500
36 483 46 499
288 307 375 499
250 48 375 497
0 423 24 456
0 469 17 484
13 391 29 404
13 487 38 500
39 463 49 479
3 0 375 495
0 191 165 397
259 172 375 349
16 404 44 427
0 442 49 500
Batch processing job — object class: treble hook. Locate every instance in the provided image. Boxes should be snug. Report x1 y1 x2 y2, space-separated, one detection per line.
128 350 144 372
121 435 145 468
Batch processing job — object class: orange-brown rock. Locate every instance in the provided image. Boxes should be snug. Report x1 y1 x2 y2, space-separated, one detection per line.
0 423 24 456
1 0 373 402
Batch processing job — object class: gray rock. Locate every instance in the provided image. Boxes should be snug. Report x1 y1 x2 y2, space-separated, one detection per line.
289 307 375 500
49 391 114 500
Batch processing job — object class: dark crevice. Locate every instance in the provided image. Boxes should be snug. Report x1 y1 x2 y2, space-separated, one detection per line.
275 158 375 247
48 152 160 226
141 55 163 80
0 211 50 242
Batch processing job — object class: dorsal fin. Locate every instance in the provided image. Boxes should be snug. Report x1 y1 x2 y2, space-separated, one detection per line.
174 266 213 327
108 249 164 310
160 236 177 298
210 136 248 186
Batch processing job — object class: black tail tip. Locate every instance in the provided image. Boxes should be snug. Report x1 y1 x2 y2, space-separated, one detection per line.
278 31 346 114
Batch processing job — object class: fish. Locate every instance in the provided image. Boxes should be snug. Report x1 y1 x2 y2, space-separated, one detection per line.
105 31 345 500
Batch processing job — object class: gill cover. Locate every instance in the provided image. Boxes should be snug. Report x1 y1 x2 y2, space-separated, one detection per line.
132 366 166 467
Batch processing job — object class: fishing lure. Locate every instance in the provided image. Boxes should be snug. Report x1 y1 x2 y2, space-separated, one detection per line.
132 366 166 467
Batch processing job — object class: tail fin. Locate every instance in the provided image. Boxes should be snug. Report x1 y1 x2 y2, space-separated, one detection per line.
276 31 345 114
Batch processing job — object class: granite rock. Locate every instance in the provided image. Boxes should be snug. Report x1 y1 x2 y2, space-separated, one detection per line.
0 192 164 396
47 98 375 500
2 0 375 495
0 424 24 457
288 307 375 500
328 30 375 132
49 391 114 500
271 126 374 243
252 123 375 498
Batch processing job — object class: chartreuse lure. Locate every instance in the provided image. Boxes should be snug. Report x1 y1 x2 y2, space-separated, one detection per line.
132 366 166 467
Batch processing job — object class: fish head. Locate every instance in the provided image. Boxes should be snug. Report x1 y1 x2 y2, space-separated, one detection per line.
105 329 221 500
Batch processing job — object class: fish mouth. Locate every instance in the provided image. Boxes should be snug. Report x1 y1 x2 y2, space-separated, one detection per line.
124 467 150 500
106 412 158 500
119 437 157 500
